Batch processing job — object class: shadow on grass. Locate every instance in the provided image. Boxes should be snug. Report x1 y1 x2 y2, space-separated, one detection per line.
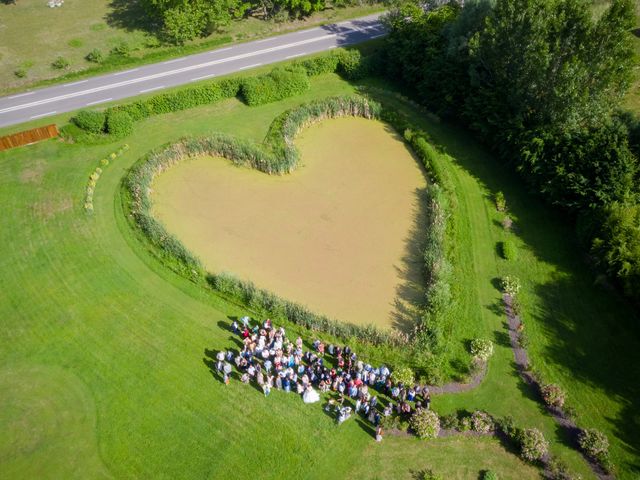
105 0 159 33
360 85 640 471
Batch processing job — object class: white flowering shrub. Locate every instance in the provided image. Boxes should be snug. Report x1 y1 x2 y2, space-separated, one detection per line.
470 338 494 361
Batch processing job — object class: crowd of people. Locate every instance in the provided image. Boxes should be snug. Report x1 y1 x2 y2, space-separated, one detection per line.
214 316 432 442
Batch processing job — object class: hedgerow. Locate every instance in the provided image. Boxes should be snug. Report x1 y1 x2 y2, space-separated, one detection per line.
106 110 133 137
240 67 310 106
69 77 242 141
73 110 106 134
69 48 373 143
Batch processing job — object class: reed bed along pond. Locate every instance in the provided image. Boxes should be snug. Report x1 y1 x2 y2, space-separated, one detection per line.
151 117 429 329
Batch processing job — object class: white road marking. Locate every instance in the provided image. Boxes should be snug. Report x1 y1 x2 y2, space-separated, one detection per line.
30 111 56 119
0 28 376 115
163 58 184 64
285 53 305 59
214 47 232 52
64 80 89 87
191 73 217 81
86 98 113 106
8 92 35 99
370 33 386 39
238 63 262 71
140 86 165 93
113 68 139 76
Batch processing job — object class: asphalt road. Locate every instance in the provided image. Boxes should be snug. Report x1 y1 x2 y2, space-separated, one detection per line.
0 13 386 129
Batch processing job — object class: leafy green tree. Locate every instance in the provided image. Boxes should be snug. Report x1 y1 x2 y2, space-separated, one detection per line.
592 203 640 299
142 0 250 43
465 0 635 144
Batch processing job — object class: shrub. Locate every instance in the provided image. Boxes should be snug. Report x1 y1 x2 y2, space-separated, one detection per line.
380 414 408 432
51 56 70 70
577 428 609 462
502 215 513 230
14 68 27 78
73 110 106 134
540 383 566 409
519 428 549 462
500 275 521 296
418 470 443 480
518 331 530 348
85 48 103 63
392 366 414 385
500 239 517 261
469 338 494 361
106 110 133 137
335 48 368 80
240 67 310 106
482 471 498 480
470 411 494 434
409 409 440 439
495 415 518 440
459 415 472 432
495 191 506 211
440 413 459 430
294 54 339 76
547 456 583 480
420 352 444 386
110 41 130 56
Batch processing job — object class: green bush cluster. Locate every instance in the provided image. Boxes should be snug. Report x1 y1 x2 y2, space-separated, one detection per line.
51 56 70 70
409 409 441 439
500 275 521 297
409 409 440 439
293 54 339 76
74 110 107 134
240 67 310 106
540 383 566 409
470 410 494 434
546 456 583 480
578 428 611 468
391 366 415 385
469 338 494 362
106 110 133 137
500 239 517 261
518 428 549 462
85 48 103 63
482 471 498 480
418 469 443 480
334 48 373 80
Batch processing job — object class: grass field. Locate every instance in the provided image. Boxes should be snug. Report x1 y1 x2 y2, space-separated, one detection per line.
0 0 381 94
0 68 639 478
152 118 427 329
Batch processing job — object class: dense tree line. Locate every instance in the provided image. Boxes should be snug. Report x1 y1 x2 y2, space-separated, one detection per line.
381 0 640 301
141 0 368 43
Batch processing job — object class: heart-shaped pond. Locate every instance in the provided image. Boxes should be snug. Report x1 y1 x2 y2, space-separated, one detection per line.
151 117 429 329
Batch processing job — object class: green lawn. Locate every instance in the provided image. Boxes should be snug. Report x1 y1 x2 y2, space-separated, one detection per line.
0 70 638 478
0 0 382 94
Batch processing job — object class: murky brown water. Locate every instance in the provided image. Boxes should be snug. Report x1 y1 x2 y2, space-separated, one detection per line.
152 117 428 329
